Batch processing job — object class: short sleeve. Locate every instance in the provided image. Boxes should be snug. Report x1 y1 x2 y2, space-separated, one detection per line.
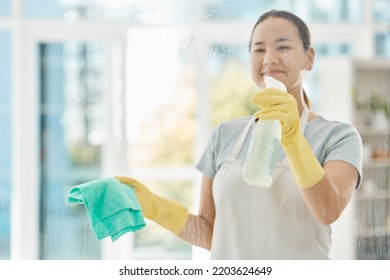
324 123 363 189
196 125 221 179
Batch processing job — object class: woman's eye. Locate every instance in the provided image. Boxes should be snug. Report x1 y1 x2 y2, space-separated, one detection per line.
277 45 290 51
254 48 265 53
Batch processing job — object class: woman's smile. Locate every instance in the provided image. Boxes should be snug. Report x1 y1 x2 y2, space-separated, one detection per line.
261 70 287 77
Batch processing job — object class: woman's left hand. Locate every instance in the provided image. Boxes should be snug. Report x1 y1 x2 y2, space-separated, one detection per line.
252 88 325 189
251 88 300 145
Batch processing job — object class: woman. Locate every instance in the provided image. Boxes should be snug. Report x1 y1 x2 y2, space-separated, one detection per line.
117 10 362 259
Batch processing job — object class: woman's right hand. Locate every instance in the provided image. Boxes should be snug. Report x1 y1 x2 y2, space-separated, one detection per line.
115 176 189 235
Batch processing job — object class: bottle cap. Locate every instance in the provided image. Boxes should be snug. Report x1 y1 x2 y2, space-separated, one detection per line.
264 76 287 92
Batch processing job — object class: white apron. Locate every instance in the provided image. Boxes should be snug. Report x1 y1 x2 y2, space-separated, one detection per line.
210 108 331 259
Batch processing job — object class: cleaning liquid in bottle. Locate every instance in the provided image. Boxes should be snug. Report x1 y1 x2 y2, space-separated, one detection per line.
243 77 286 187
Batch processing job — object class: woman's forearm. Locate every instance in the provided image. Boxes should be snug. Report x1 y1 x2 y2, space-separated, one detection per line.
299 160 358 225
177 214 213 251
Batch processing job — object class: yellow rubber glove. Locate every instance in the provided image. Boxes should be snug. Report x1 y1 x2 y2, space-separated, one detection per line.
115 176 189 234
252 88 325 189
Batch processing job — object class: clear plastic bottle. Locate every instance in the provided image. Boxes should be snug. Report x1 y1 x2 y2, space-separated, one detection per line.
243 77 286 187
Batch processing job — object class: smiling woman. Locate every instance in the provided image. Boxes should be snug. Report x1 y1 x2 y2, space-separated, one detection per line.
117 10 363 260
196 10 362 259
2 0 390 261
249 10 314 110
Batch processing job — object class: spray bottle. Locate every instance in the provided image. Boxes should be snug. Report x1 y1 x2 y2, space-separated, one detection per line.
243 77 286 187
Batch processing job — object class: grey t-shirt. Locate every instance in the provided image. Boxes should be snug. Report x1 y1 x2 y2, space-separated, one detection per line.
196 115 363 188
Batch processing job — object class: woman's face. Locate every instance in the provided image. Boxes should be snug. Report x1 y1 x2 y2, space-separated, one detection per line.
250 17 314 94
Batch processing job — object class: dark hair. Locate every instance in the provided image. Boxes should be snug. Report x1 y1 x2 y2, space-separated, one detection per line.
249 10 312 108
249 10 311 52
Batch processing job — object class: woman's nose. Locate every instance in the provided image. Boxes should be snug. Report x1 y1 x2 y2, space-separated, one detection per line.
263 50 277 65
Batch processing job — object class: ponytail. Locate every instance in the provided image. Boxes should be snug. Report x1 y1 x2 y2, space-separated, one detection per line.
303 90 310 109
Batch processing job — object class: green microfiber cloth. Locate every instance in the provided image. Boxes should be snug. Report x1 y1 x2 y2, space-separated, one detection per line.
67 177 145 241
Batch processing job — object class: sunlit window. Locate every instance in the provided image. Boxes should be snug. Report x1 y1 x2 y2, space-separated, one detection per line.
0 0 11 17
373 0 390 22
208 44 257 126
375 33 390 57
39 43 103 259
125 28 195 259
0 30 11 260
2 0 390 261
303 0 362 22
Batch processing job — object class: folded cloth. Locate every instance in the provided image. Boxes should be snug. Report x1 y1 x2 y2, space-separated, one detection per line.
67 177 145 241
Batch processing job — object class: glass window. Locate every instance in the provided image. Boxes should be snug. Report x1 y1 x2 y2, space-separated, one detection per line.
306 42 354 111
133 180 192 259
18 0 289 23
19 0 365 23
373 0 390 23
22 0 186 22
60 0 278 24
299 0 362 23
5 0 389 261
126 28 196 169
39 42 104 259
126 28 194 259
0 0 12 17
0 30 11 260
375 33 390 57
207 43 257 126
195 0 280 23
23 0 65 18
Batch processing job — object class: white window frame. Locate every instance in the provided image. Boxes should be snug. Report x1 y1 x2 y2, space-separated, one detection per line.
10 15 129 259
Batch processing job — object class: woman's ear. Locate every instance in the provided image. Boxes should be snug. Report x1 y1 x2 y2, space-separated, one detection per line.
305 47 315 71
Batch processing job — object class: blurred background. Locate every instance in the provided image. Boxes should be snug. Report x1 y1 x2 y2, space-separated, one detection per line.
1 0 390 260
